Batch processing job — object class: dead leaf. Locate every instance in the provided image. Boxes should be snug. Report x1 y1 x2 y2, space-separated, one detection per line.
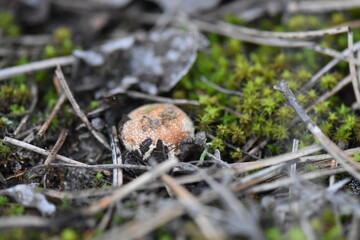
129 28 200 94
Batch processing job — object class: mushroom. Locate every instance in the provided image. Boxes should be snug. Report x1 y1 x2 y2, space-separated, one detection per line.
120 103 195 159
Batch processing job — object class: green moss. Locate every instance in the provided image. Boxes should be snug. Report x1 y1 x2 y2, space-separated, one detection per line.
0 11 21 37
9 104 25 114
89 100 100 110
44 45 57 58
177 13 360 161
44 87 58 108
61 228 79 240
265 227 283 240
320 74 339 90
53 27 72 44
353 152 360 162
286 226 307 240
289 15 322 31
6 204 25 216
0 196 8 206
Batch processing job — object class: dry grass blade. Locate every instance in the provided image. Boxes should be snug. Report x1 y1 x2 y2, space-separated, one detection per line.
274 80 360 180
200 75 242 95
0 216 49 229
110 126 123 187
300 147 360 162
43 129 68 167
348 29 360 108
0 56 75 81
231 144 323 173
125 90 200 106
287 0 360 13
302 42 360 91
214 21 348 39
305 75 352 112
55 66 111 150
96 207 184 240
195 20 360 65
247 167 345 193
3 136 88 166
82 155 179 215
161 174 226 240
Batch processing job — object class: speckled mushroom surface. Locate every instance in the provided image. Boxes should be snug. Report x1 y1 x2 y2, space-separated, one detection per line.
120 103 194 157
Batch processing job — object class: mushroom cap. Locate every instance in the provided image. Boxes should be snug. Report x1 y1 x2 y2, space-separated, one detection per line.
120 103 194 156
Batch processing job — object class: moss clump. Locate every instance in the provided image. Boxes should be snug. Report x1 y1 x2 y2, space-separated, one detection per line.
175 14 360 160
0 11 21 37
0 84 30 114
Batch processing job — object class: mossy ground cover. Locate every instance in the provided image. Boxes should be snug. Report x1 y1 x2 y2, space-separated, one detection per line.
175 11 360 160
1 3 360 240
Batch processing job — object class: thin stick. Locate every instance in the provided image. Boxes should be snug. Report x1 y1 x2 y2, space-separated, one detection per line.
35 163 150 171
287 0 360 13
161 174 225 240
200 76 242 95
125 90 200 106
82 155 178 215
44 129 68 167
300 147 360 162
348 29 360 108
232 144 323 173
0 56 75 81
214 21 349 40
55 66 111 150
274 80 360 180
0 216 49 229
98 206 184 239
38 93 67 136
247 167 345 193
110 126 123 187
3 136 88 166
195 20 360 65
301 42 360 91
305 75 352 112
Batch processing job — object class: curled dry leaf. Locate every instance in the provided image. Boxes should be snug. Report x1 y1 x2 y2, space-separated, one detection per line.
129 28 200 94
0 184 56 215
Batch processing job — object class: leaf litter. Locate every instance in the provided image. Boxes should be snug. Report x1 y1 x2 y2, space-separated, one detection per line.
1 0 360 239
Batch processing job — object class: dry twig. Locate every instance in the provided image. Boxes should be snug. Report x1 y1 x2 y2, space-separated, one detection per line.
110 126 123 187
43 129 68 167
83 155 178 215
348 29 360 107
124 90 200 106
274 80 360 180
0 56 75 81
161 174 226 240
3 136 88 166
38 93 67 137
232 144 323 173
55 66 111 150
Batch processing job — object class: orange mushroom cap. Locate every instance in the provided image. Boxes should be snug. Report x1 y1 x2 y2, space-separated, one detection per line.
120 103 194 158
